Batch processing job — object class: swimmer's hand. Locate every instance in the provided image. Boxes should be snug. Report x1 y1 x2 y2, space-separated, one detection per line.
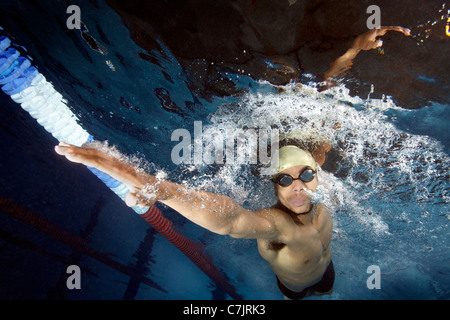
351 26 411 51
321 26 411 89
55 142 162 207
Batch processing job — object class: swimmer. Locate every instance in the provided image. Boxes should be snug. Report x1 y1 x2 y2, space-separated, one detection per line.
55 140 333 300
53 26 411 299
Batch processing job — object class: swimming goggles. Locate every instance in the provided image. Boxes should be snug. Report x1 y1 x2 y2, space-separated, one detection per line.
271 169 316 187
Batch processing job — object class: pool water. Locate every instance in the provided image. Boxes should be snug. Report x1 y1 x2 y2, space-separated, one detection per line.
0 0 448 300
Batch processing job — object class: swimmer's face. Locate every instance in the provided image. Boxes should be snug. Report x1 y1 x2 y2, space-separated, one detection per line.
274 165 318 214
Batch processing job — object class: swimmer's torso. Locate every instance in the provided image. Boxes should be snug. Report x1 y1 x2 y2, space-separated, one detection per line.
257 204 332 291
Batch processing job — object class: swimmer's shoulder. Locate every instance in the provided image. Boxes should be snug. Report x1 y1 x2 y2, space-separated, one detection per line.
314 203 332 222
312 204 333 247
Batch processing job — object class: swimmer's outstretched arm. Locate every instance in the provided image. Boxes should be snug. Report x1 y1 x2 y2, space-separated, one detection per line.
320 26 411 89
55 142 280 240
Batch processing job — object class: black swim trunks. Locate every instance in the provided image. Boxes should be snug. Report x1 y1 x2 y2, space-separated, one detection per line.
276 260 335 300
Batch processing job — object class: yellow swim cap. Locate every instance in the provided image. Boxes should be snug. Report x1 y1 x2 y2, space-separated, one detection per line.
276 145 316 174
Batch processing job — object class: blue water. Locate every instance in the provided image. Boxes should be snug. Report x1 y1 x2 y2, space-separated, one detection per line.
0 0 449 300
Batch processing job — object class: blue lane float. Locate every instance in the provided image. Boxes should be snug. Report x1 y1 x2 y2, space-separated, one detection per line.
0 34 132 208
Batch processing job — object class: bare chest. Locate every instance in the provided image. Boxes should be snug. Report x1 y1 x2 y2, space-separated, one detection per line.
257 225 324 267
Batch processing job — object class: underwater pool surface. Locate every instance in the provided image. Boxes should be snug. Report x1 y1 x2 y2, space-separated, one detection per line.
0 0 449 300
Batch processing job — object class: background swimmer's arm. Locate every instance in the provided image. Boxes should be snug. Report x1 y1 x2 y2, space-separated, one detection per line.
320 26 411 89
55 142 280 240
